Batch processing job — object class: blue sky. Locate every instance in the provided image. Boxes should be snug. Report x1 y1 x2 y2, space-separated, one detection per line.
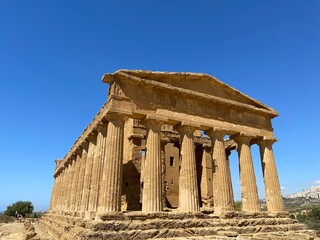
0 1 319 211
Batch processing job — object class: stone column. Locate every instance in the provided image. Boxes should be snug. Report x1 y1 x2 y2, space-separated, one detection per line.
49 177 57 210
63 162 70 211
63 163 72 211
57 168 66 212
80 136 96 213
66 158 76 211
142 119 163 212
69 154 81 212
256 138 284 212
75 144 88 212
179 125 200 212
206 129 234 213
97 124 107 212
52 173 60 211
232 134 260 212
88 126 106 214
100 114 126 212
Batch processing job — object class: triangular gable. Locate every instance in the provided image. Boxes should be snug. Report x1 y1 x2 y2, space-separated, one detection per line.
106 70 278 117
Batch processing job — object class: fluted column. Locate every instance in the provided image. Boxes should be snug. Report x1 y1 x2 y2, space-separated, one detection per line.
206 129 234 214
97 125 107 212
63 163 72 211
65 158 76 211
53 173 61 211
69 154 81 211
63 163 71 211
100 114 126 212
232 134 260 212
81 137 96 212
88 126 106 213
49 177 57 210
142 119 163 212
256 138 284 212
179 125 200 212
57 168 65 211
75 144 88 211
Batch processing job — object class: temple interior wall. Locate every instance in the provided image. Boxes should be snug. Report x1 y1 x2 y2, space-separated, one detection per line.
120 118 223 211
164 143 180 208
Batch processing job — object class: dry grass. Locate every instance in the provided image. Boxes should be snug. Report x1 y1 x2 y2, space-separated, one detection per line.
0 214 15 223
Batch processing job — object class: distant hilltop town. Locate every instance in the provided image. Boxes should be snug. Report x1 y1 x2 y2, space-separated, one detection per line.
286 186 320 199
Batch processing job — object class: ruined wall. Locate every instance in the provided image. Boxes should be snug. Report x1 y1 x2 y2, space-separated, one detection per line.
164 143 180 208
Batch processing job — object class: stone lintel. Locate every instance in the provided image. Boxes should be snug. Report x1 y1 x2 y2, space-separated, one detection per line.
180 121 201 129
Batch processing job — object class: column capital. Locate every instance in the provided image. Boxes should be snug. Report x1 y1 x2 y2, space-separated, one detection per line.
87 131 98 144
205 128 227 140
141 117 163 130
66 155 76 165
105 113 127 124
81 140 89 150
75 146 83 156
95 122 107 134
253 137 277 148
231 133 255 145
179 124 196 137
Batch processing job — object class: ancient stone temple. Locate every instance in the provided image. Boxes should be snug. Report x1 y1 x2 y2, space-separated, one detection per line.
41 70 315 239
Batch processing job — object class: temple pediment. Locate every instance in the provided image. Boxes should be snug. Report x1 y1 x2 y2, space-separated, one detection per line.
102 70 278 118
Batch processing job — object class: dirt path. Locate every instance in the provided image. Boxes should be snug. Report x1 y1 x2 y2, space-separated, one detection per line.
0 222 25 240
0 222 55 240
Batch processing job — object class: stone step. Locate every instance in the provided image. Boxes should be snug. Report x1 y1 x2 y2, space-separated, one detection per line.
40 212 313 240
88 217 297 232
75 223 307 240
41 217 77 240
154 230 317 240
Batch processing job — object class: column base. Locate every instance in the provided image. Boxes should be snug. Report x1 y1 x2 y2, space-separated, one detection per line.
214 206 235 215
84 211 97 220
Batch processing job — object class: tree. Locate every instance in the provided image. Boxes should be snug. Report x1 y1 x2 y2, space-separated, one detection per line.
4 201 34 217
308 207 320 221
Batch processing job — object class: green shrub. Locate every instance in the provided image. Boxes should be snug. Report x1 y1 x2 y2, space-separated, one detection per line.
4 201 34 217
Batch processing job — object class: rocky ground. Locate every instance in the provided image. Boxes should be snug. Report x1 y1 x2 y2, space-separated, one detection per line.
0 221 55 240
